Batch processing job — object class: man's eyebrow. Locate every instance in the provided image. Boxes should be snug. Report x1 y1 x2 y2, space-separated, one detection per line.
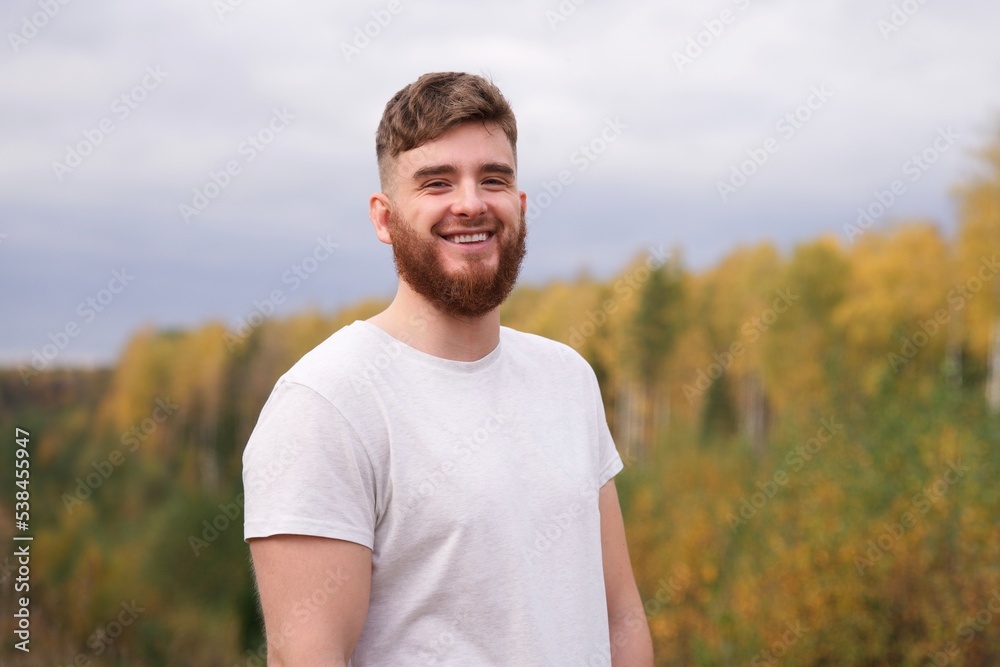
410 162 515 181
412 164 457 181
481 162 515 179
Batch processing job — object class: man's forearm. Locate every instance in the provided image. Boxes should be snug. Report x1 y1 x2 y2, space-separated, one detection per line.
609 606 654 666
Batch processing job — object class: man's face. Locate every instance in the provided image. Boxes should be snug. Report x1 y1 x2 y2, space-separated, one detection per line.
384 122 527 318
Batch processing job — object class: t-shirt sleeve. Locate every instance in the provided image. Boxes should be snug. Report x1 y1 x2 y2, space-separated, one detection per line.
597 423 624 487
242 379 376 549
589 368 624 488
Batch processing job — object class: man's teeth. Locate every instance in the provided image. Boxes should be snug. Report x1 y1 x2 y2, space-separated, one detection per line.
450 232 489 244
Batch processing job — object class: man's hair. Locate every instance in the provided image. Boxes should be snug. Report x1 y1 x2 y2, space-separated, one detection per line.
375 72 517 192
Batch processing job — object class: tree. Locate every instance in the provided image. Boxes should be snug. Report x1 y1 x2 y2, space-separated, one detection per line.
693 243 782 451
955 128 1000 411
627 252 686 458
833 223 952 396
762 236 850 419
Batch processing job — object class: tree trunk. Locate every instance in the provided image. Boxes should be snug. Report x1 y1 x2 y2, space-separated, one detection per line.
615 377 646 465
741 372 768 456
987 319 1000 414
945 299 963 388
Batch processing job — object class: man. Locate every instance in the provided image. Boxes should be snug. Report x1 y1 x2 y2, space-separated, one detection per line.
243 71 653 666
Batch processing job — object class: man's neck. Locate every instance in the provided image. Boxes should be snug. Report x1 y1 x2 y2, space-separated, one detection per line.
366 281 500 362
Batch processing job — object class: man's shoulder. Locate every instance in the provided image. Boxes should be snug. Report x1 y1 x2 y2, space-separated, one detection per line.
280 320 386 395
500 326 593 374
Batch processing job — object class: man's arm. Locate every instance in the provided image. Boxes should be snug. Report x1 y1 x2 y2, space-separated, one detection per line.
600 478 654 666
249 535 372 666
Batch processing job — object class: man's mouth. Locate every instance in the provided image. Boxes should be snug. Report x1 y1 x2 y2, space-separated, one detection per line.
441 231 494 245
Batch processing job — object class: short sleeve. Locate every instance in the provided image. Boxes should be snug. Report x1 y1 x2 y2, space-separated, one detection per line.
242 380 376 549
588 369 624 488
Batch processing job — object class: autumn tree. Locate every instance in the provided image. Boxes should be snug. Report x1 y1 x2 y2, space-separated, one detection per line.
628 252 686 457
761 236 850 421
955 128 1000 410
833 223 953 397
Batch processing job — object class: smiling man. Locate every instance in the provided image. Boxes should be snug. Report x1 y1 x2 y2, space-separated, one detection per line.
242 72 653 666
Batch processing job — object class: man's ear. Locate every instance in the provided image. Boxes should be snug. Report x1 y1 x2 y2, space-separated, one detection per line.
370 192 393 245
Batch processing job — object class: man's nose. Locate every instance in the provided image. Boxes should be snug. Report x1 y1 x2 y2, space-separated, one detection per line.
450 183 488 217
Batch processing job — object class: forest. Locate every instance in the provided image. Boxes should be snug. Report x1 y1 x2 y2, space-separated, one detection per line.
1 131 999 666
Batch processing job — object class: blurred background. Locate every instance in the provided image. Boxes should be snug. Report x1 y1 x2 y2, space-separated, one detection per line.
2 0 1000 664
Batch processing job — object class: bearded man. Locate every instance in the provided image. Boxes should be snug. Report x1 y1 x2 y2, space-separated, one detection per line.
242 71 653 666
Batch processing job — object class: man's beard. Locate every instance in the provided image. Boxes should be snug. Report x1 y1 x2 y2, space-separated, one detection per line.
388 208 527 318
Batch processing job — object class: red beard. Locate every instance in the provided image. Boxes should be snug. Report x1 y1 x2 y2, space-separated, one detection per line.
388 208 527 318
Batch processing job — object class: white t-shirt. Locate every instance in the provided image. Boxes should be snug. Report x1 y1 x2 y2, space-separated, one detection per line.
243 320 624 666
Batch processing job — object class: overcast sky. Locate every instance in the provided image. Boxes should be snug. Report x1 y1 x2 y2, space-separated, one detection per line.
2 0 999 368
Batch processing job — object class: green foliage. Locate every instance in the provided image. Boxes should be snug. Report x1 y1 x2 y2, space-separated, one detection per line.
630 256 685 383
699 371 737 443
